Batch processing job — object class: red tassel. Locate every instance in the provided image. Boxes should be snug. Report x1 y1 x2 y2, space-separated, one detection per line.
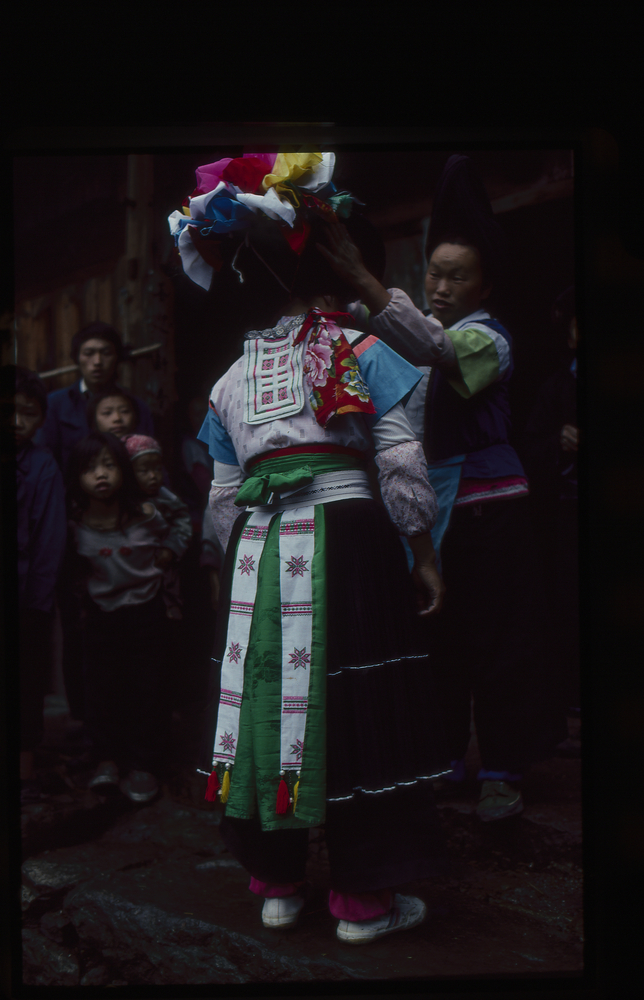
276 778 290 815
205 770 220 802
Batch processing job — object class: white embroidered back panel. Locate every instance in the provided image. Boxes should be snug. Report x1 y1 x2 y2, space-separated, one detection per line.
243 333 305 425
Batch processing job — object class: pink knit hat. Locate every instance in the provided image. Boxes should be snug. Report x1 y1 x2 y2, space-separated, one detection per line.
123 434 162 460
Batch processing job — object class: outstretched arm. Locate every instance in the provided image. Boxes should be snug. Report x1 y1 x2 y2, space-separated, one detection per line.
317 219 459 375
316 218 392 316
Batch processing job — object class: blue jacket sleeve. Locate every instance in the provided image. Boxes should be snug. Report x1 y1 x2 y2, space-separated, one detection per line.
197 406 239 465
135 397 155 437
35 394 63 468
25 454 67 612
351 334 423 422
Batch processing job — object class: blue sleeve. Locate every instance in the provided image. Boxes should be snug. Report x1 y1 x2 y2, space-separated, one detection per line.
197 407 239 465
136 397 156 437
35 393 63 468
25 455 67 612
354 337 423 422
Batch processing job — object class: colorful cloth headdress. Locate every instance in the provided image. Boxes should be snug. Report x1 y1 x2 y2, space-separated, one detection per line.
168 148 361 292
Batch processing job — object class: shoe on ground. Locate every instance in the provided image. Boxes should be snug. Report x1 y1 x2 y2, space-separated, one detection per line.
261 895 305 929
119 770 159 803
88 760 120 791
336 894 427 945
476 780 523 822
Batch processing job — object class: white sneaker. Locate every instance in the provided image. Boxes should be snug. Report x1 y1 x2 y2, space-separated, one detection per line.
476 780 524 822
261 895 305 929
119 770 159 804
336 893 427 944
88 760 120 791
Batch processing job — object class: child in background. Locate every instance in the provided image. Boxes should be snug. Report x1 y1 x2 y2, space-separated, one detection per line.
87 387 139 440
65 431 170 803
124 435 192 621
1 365 67 803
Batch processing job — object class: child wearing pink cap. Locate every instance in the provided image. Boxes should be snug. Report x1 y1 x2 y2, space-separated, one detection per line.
124 435 193 621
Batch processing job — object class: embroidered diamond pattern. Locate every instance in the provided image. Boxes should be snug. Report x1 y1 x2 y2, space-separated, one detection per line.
285 554 309 578
262 391 273 405
278 387 288 400
290 738 304 761
262 358 274 370
219 731 236 753
227 642 242 663
289 647 311 670
238 553 255 576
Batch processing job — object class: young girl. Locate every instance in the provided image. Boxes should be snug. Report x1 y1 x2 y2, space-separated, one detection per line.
87 388 139 440
65 431 171 803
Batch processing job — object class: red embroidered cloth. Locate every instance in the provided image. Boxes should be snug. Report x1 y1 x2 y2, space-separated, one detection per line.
296 310 376 428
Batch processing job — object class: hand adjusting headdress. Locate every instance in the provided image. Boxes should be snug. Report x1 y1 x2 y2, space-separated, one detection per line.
168 149 361 293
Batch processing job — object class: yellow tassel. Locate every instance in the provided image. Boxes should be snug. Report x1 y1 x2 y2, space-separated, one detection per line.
293 780 299 811
220 769 230 803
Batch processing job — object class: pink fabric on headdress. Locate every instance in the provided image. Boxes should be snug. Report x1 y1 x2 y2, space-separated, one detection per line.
222 156 272 194
124 434 162 460
194 152 277 197
194 158 234 196
243 151 277 171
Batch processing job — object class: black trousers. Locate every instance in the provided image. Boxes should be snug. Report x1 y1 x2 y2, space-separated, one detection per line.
427 497 567 773
220 782 447 894
20 609 53 752
82 592 170 773
57 586 86 721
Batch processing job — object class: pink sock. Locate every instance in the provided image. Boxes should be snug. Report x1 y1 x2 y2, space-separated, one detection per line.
328 889 393 921
249 877 304 898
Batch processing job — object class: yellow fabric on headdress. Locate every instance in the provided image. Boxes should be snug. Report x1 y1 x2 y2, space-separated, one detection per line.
261 151 323 193
182 206 191 216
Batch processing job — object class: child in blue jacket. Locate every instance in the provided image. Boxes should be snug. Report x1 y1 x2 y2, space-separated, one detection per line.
2 366 67 802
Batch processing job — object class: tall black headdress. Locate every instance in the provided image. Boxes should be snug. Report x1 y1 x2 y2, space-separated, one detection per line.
425 154 508 286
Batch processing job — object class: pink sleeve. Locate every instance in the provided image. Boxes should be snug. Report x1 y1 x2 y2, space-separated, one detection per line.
369 288 457 368
209 485 241 554
374 440 439 537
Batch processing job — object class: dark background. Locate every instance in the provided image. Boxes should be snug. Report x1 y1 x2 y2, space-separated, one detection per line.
13 147 576 452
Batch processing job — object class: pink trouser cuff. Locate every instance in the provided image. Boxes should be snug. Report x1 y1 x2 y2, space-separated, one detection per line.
249 877 304 898
249 880 393 921
328 889 393 921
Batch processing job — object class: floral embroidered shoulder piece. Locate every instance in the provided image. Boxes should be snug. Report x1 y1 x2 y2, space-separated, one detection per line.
242 309 375 429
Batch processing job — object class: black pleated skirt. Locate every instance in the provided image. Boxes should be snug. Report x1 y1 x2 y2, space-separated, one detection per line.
200 498 451 892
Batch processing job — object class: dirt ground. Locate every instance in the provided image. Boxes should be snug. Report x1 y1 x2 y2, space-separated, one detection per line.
16 698 583 987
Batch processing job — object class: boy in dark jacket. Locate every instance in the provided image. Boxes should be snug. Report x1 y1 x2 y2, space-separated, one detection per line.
2 366 67 802
36 322 154 474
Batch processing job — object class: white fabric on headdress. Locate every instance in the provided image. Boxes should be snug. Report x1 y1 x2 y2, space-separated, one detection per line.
177 226 214 291
189 182 234 218
297 152 335 192
236 186 296 227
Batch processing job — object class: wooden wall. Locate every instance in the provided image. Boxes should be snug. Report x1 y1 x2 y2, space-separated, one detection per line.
13 156 176 454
